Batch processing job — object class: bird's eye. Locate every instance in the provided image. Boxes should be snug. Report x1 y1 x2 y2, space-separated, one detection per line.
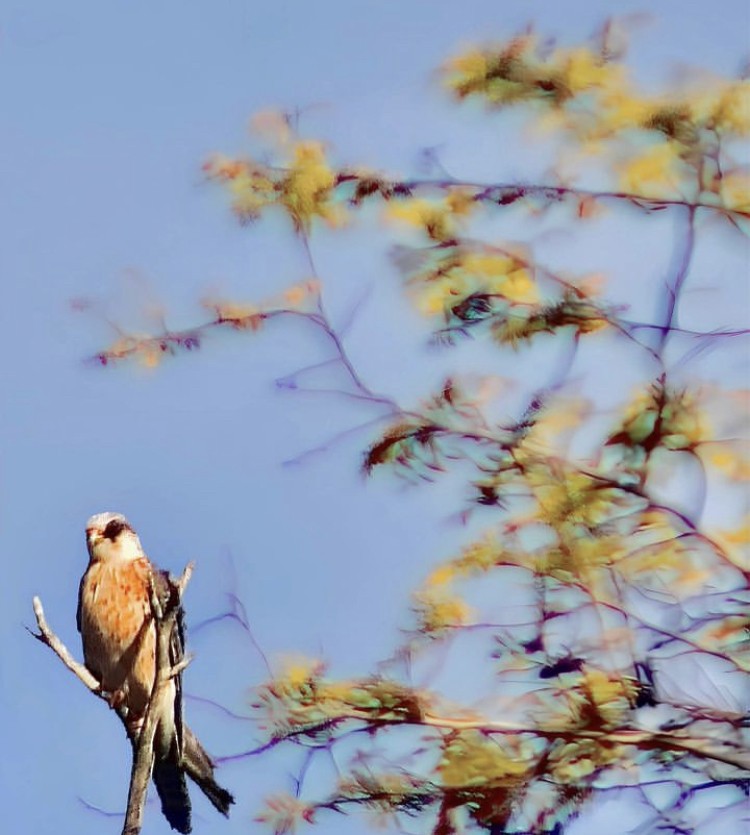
103 519 125 540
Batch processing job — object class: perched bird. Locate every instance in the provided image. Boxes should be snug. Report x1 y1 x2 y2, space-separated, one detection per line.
77 512 234 833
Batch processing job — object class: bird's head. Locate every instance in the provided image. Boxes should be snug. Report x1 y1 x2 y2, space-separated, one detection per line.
85 512 144 563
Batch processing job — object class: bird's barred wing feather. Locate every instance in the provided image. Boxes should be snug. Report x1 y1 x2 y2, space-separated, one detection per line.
75 573 85 635
151 568 186 761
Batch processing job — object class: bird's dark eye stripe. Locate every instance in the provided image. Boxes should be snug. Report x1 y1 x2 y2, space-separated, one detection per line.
103 519 127 540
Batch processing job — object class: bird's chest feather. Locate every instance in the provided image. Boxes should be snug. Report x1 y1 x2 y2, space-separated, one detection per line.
80 557 156 702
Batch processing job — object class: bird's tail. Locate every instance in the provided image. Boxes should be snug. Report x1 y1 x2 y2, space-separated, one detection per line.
153 750 192 834
182 725 235 817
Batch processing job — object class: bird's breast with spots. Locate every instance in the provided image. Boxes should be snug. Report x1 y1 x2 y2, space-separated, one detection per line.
79 557 156 716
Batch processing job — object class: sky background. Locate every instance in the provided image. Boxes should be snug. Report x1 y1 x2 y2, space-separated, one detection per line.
1 1 748 834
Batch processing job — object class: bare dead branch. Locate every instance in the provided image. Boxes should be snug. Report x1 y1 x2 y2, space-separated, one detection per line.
30 596 101 694
122 567 192 835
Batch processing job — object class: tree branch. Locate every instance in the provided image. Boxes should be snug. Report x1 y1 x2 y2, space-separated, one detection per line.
122 563 192 835
30 597 102 694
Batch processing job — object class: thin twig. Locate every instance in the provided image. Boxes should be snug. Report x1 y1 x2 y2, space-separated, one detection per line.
30 597 101 694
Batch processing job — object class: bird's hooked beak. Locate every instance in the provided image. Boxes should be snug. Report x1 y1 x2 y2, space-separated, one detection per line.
86 526 102 544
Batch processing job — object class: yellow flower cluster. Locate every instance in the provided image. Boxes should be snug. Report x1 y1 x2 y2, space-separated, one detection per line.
412 588 472 633
206 140 343 232
705 443 750 480
402 248 539 319
712 80 750 135
616 386 707 451
560 47 624 95
444 40 625 108
425 535 503 588
720 172 750 212
530 469 615 529
385 189 475 242
549 738 623 782
619 142 686 196
579 669 638 726
439 730 531 787
275 655 325 695
444 37 749 204
282 141 344 232
203 299 263 329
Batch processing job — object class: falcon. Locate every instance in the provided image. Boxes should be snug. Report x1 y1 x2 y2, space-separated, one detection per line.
77 512 234 833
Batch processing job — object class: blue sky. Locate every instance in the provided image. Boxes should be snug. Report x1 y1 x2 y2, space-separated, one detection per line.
1 1 748 834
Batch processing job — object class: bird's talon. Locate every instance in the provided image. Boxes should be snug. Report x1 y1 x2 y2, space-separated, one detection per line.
107 689 126 710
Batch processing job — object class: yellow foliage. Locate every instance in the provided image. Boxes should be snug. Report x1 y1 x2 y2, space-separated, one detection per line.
291 141 332 176
229 172 274 219
495 268 539 303
407 250 541 320
662 394 707 449
387 199 435 227
385 188 476 241
614 385 707 450
702 615 750 649
579 669 636 725
439 731 530 787
276 655 325 692
283 280 321 308
445 187 476 217
204 153 278 222
446 49 488 85
104 336 139 361
715 515 750 572
616 536 718 593
140 346 162 369
561 47 623 95
720 172 750 212
411 272 471 316
705 443 750 480
462 253 515 277
462 253 539 301
576 273 606 297
426 564 456 587
386 198 455 241
203 153 249 180
523 396 590 455
413 589 472 633
204 299 263 330
453 534 503 574
713 80 750 135
619 142 685 195
205 136 344 230
678 565 712 589
637 508 675 534
531 470 614 529
570 535 624 569
283 140 341 232
618 541 681 579
599 90 654 132
414 284 451 316
424 536 503 591
576 312 608 334
549 738 622 782
104 335 166 369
